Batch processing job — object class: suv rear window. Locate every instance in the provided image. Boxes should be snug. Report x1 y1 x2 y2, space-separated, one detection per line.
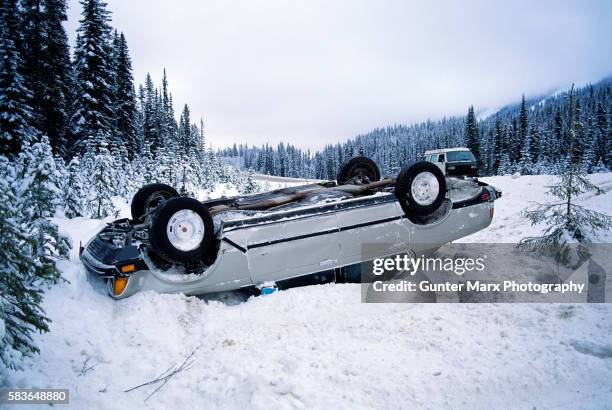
446 151 475 162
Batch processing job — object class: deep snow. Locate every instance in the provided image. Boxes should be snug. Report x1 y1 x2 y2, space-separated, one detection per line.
3 174 612 409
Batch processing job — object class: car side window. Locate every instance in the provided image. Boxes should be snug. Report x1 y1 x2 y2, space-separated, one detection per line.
438 154 445 163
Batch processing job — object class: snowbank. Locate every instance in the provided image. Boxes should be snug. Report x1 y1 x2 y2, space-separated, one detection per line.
3 174 612 409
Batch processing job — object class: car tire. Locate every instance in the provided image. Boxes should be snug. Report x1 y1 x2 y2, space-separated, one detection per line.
395 161 446 216
149 197 215 264
131 183 180 220
337 156 380 184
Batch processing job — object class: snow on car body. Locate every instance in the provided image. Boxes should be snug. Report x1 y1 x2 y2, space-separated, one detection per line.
80 158 501 299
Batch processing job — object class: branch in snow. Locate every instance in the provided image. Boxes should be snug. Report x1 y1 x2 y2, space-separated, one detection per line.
78 356 95 377
124 345 200 402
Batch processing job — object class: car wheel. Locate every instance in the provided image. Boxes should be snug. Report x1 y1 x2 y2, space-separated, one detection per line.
337 156 380 184
131 183 180 220
395 161 446 216
149 197 215 264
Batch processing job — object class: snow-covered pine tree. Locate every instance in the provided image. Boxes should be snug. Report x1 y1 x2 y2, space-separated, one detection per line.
517 131 532 175
594 102 609 168
54 152 68 183
132 139 155 185
518 85 612 265
178 154 198 197
240 169 260 194
581 118 596 173
84 132 117 218
63 156 86 218
160 70 174 140
518 94 528 161
492 115 504 174
142 73 159 151
465 106 481 171
553 109 564 159
16 137 69 284
178 104 192 155
528 123 540 164
109 143 130 198
69 0 116 154
112 32 137 158
0 0 35 156
0 156 51 371
21 0 72 157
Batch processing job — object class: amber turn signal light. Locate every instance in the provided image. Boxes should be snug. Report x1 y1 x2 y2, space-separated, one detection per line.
113 277 128 295
120 264 135 273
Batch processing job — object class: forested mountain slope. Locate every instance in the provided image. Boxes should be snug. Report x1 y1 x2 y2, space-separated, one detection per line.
221 77 612 179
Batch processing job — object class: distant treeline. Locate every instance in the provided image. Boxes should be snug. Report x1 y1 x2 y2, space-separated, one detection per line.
219 78 611 178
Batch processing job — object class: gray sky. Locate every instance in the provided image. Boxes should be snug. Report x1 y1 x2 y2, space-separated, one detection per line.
66 0 612 149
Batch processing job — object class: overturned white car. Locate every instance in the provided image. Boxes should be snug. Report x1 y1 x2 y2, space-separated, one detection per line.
80 157 501 299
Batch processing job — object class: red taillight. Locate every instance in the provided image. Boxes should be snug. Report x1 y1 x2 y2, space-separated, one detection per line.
481 192 490 201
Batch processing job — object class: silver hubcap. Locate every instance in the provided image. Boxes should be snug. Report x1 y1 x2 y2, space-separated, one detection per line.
166 210 205 252
410 172 439 206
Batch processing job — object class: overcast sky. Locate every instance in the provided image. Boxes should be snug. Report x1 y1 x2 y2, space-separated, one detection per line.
66 0 612 149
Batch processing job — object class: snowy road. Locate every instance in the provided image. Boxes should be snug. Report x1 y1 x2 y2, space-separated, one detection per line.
4 174 612 409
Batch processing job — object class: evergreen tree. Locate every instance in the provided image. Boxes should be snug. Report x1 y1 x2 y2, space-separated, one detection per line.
84 133 116 218
518 94 528 160
142 73 160 151
553 109 564 158
178 154 198 196
62 156 86 218
161 69 170 125
529 124 540 164
179 104 192 155
508 118 518 162
573 101 585 162
517 131 532 175
199 117 205 150
594 102 608 166
69 0 116 154
519 85 612 265
16 137 69 285
465 106 481 169
492 115 504 173
0 0 34 156
582 117 596 172
0 156 49 370
239 169 260 194
20 0 72 156
112 32 137 158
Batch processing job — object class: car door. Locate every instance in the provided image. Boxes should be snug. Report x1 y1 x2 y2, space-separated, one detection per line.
436 154 446 174
246 212 341 284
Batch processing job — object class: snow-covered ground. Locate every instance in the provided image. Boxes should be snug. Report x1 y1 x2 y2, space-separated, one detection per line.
4 174 612 409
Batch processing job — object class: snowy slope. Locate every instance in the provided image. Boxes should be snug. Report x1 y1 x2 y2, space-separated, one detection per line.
4 174 612 409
